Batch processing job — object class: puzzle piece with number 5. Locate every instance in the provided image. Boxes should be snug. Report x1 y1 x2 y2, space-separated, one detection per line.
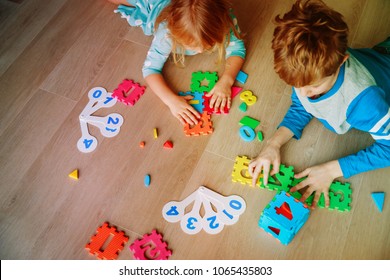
129 230 172 260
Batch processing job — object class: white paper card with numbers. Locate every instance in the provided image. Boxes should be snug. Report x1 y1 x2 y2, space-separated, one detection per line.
162 186 246 235
77 87 124 153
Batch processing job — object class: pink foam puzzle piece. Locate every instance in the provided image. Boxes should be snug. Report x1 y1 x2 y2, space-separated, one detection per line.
129 230 172 260
112 79 146 106
231 86 243 99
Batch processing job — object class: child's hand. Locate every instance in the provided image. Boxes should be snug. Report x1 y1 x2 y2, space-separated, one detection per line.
168 95 201 125
290 160 343 209
205 78 232 112
248 142 282 188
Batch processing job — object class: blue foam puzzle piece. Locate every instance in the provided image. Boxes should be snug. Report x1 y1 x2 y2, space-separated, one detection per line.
259 191 310 245
371 192 385 212
178 91 204 113
236 70 248 84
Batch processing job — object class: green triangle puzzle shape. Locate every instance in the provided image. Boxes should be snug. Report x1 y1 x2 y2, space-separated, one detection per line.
371 192 385 212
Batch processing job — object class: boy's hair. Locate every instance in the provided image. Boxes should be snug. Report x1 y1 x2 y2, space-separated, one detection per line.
156 0 241 66
272 0 349 87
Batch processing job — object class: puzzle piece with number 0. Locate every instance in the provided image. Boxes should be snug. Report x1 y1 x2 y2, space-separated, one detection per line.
77 87 124 153
162 186 246 235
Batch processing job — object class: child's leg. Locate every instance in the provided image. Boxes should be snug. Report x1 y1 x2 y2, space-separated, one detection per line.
373 36 390 54
107 0 132 6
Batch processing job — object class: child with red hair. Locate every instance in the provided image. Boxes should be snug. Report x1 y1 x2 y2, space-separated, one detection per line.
249 0 390 208
108 0 246 125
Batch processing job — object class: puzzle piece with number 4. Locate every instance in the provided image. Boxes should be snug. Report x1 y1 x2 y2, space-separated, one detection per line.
162 186 246 235
77 87 124 153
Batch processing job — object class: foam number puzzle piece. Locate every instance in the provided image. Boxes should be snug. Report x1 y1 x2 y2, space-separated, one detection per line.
203 93 229 114
179 91 204 113
316 181 352 211
258 164 294 192
371 192 385 212
239 116 260 130
183 112 213 136
239 125 256 142
240 90 257 106
259 191 310 245
112 79 146 106
190 71 218 92
130 230 172 260
85 222 129 260
232 155 258 185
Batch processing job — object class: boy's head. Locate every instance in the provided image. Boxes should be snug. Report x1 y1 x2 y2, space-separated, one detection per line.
272 0 349 92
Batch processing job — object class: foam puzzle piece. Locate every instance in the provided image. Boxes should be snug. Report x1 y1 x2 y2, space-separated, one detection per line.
183 112 213 136
112 79 146 106
162 186 246 235
130 229 172 260
259 191 310 245
239 125 256 142
371 192 385 212
203 94 229 114
236 70 248 84
240 90 257 106
69 169 79 180
85 222 129 260
179 91 204 113
190 71 218 92
231 86 243 98
232 155 256 185
316 181 352 211
239 102 247 112
239 116 260 130
258 164 295 192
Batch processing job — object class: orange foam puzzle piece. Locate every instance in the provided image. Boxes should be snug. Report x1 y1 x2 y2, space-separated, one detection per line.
85 222 129 260
183 112 213 136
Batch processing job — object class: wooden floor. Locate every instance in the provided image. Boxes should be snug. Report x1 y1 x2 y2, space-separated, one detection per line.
0 0 389 260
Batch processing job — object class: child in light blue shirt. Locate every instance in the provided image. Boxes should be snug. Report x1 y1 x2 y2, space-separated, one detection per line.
109 0 246 125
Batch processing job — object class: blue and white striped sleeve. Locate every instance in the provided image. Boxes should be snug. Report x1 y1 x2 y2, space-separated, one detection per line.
338 86 390 178
279 89 314 139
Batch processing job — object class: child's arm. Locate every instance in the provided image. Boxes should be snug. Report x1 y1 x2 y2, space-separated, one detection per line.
145 74 201 125
249 126 294 188
206 56 244 111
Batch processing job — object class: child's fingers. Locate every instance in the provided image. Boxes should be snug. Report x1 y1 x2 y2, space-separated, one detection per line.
262 164 270 186
250 163 263 187
294 168 311 179
290 178 308 192
227 97 232 109
300 186 314 203
324 190 330 208
270 160 280 175
311 190 321 209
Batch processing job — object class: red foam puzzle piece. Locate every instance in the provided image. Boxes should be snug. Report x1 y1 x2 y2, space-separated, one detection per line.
112 79 146 106
129 230 172 260
275 202 293 220
163 140 173 149
85 222 129 260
